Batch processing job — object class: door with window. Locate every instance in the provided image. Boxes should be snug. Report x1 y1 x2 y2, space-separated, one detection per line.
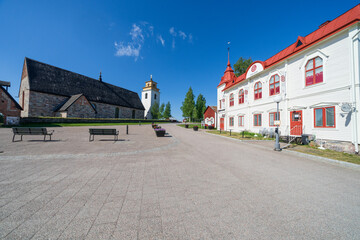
290 111 302 136
220 118 224 130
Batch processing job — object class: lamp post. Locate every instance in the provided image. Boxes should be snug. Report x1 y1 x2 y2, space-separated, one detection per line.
273 95 282 151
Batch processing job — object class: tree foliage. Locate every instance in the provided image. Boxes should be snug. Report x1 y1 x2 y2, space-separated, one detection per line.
195 94 206 121
150 102 160 119
180 87 195 121
234 57 253 77
159 103 165 119
163 102 171 119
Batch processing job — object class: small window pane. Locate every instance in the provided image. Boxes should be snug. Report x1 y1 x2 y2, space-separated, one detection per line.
270 77 274 84
315 57 323 67
326 108 335 127
305 60 313 70
315 67 323 83
270 113 274 126
259 115 262 125
275 75 280 81
315 109 323 127
306 71 314 86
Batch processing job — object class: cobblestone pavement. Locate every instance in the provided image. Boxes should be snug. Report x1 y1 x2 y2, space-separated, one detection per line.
0 124 359 239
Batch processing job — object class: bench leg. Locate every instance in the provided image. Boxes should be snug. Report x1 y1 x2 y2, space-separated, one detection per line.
21 135 23 141
44 135 46 141
50 135 52 141
12 134 15 142
89 134 94 142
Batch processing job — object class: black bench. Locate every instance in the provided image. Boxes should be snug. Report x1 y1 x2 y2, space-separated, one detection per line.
89 128 119 141
12 127 54 142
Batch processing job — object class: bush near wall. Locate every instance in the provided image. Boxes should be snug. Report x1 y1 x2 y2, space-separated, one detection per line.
20 117 173 124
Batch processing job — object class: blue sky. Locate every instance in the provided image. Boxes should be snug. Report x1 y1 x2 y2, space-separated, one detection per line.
0 0 358 120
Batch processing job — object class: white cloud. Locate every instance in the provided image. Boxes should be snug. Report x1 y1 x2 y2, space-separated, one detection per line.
157 35 165 46
114 42 140 58
114 24 144 60
178 31 187 40
188 33 193 43
169 27 176 36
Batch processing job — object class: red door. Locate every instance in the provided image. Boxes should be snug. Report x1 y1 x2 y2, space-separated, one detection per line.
220 118 224 130
290 111 302 136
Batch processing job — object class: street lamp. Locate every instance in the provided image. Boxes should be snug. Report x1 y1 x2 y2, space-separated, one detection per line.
273 95 282 151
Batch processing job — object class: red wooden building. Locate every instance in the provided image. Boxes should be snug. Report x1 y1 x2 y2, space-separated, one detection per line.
203 106 217 128
0 81 22 125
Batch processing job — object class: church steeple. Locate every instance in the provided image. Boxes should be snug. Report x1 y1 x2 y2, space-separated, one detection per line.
218 44 237 86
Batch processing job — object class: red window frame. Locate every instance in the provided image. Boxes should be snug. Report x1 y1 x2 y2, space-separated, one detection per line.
238 89 244 104
305 57 323 86
254 82 262 100
229 117 234 127
229 94 234 107
314 106 336 128
253 114 262 126
238 116 244 126
269 112 280 127
269 74 280 96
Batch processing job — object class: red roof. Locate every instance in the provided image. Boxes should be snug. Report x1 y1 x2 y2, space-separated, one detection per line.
220 4 360 91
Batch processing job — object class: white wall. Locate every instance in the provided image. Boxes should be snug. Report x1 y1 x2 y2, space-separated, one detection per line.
217 25 360 143
141 89 160 119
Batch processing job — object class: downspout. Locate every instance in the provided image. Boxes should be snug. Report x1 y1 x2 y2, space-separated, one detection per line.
350 28 360 154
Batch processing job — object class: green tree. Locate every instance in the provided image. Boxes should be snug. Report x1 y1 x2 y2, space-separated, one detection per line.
159 103 165 119
163 102 171 119
195 94 206 121
234 57 253 77
180 87 195 121
150 102 160 119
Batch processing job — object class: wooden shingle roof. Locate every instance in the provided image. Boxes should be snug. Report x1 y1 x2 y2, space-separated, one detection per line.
25 58 145 110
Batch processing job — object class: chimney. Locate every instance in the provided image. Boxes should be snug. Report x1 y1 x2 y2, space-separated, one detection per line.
319 20 330 29
99 72 102 82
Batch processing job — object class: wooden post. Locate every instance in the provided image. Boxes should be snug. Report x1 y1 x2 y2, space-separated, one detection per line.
126 125 129 135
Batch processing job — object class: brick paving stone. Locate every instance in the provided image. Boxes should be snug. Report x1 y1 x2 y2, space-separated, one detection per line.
0 124 358 239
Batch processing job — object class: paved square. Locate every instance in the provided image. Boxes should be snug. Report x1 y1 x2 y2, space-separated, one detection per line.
0 124 359 239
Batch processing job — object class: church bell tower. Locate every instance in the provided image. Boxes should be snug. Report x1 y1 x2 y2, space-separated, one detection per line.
141 75 160 119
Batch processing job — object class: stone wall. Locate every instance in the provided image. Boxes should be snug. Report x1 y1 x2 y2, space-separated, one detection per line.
91 101 144 119
28 91 67 117
24 90 144 119
0 88 21 124
66 96 96 118
20 117 171 124
19 76 30 117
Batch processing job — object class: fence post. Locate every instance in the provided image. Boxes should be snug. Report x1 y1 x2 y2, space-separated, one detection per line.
230 130 231 136
126 125 129 135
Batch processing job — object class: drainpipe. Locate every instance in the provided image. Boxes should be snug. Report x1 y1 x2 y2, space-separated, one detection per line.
350 28 360 154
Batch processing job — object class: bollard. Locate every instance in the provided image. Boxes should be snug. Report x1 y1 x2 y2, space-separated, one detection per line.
230 130 231 136
242 131 244 138
126 125 129 135
139 121 141 126
220 129 221 134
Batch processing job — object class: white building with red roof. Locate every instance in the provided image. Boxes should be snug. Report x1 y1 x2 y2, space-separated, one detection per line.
217 4 360 153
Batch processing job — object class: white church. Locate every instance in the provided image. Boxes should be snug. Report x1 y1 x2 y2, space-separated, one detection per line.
141 75 160 119
217 5 360 153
